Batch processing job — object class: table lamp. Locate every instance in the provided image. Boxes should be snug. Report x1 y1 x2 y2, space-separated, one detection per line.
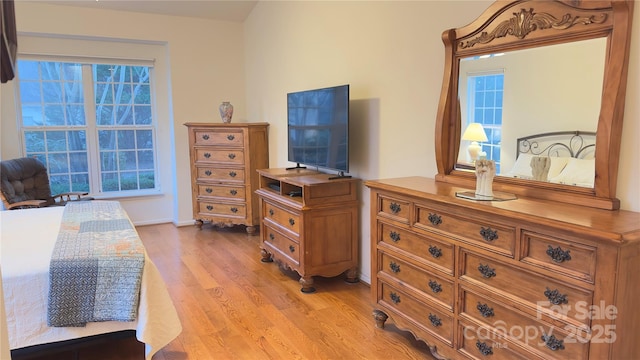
462 123 488 162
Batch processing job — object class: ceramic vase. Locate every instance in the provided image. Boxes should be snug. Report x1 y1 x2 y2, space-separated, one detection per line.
219 101 234 123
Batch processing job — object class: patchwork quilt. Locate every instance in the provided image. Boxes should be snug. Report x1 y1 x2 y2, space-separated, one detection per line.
47 201 145 327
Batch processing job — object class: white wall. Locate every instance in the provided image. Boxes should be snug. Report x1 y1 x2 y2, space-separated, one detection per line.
1 2 247 225
244 1 640 284
619 3 640 213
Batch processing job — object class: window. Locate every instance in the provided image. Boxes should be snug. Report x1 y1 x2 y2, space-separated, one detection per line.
17 59 157 196
466 71 504 172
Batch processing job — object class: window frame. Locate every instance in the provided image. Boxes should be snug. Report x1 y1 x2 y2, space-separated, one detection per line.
465 69 504 173
15 56 161 199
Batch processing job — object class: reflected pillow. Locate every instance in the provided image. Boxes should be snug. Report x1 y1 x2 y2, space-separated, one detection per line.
549 158 595 187
507 154 570 180
508 154 535 179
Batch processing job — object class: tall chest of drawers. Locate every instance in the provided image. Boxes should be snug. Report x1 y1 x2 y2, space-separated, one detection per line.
185 122 269 234
365 177 640 360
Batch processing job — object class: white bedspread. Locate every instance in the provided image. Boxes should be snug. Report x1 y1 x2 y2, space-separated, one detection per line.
0 206 182 359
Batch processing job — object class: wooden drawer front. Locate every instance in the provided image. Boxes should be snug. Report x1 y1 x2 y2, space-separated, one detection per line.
379 252 454 309
380 282 454 345
194 129 244 147
377 195 411 224
461 250 593 330
415 205 515 257
197 184 246 201
379 222 454 274
263 202 301 235
521 231 596 283
458 321 530 360
198 201 246 218
263 225 300 265
461 289 589 360
197 167 246 183
195 148 245 165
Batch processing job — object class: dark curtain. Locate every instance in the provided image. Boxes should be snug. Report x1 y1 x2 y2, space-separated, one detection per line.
1 0 17 84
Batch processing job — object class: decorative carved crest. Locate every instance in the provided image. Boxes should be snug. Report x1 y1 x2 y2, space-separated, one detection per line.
460 8 607 49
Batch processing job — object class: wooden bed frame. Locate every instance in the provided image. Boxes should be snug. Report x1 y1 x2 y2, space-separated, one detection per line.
11 331 137 360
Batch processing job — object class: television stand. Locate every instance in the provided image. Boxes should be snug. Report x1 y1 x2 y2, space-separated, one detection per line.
256 168 359 293
286 163 307 170
328 171 352 180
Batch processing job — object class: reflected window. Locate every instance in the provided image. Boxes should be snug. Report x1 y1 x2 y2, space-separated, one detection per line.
466 71 503 172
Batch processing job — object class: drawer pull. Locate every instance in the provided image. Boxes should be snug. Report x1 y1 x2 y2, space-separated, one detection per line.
541 333 565 351
389 262 400 273
476 341 493 356
206 205 213 211
428 213 442 226
228 153 236 159
205 187 212 193
479 227 498 242
202 134 210 140
428 313 442 327
230 189 238 196
476 302 495 318
269 233 275 240
227 134 235 141
204 152 211 158
389 231 401 242
546 245 572 263
205 170 212 176
289 218 295 226
389 202 401 214
478 263 496 278
428 280 442 293
269 209 274 216
428 245 442 258
544 287 569 305
229 171 237 178
289 245 295 253
390 292 401 304
230 207 238 213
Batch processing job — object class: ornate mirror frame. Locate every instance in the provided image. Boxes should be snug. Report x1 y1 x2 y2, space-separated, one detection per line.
434 0 634 210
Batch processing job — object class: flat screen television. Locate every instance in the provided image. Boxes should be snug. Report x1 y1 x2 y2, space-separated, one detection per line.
287 84 350 177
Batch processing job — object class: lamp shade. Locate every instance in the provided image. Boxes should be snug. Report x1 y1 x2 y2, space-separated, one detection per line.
462 123 488 142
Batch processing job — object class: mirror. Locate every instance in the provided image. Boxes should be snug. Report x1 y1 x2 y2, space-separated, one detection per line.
456 37 606 188
435 0 634 210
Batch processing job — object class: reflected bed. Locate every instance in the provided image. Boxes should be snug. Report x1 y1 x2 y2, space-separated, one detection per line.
505 130 596 188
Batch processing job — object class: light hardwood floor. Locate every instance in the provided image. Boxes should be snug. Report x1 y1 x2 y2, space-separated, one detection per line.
13 223 434 360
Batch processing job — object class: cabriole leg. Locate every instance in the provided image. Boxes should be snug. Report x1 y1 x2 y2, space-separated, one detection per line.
373 309 388 329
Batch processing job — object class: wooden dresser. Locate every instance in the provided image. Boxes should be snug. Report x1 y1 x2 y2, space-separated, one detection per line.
365 177 640 360
184 122 269 234
256 168 359 293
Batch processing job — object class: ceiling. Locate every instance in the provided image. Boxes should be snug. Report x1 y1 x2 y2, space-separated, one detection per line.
30 0 259 22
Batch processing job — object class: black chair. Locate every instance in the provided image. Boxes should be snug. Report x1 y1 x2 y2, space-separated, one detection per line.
0 157 93 210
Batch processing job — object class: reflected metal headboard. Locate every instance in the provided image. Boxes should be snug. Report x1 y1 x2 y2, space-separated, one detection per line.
516 131 596 159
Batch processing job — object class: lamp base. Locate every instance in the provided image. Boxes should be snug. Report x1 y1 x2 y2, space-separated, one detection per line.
467 141 482 162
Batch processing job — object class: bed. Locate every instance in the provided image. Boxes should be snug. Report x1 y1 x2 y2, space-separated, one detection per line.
504 130 596 188
0 201 182 359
